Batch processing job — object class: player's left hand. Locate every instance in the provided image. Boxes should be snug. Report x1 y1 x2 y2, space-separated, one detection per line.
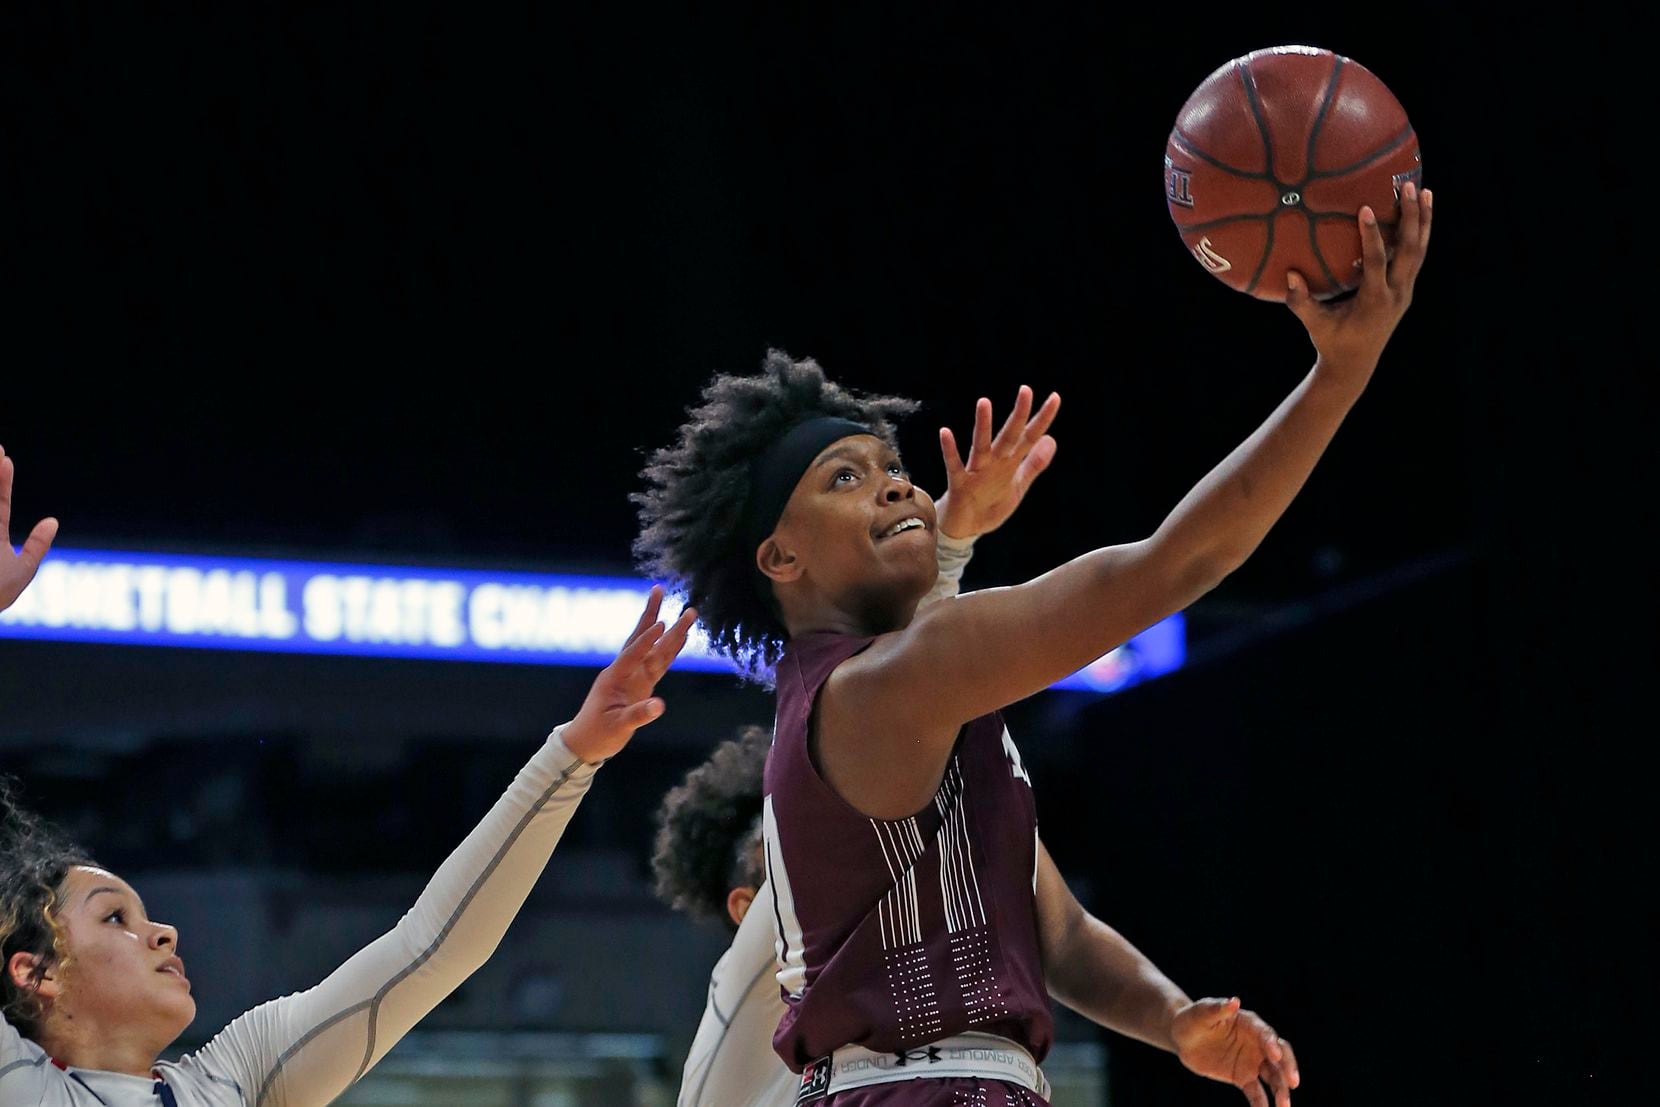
934 384 1060 540
562 586 696 763
0 444 58 614
1172 996 1299 1107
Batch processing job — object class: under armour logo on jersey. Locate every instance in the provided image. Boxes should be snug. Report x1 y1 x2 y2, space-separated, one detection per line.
894 1046 943 1065
795 1059 833 1103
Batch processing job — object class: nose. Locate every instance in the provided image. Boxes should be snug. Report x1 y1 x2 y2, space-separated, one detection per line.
880 473 915 503
149 922 180 951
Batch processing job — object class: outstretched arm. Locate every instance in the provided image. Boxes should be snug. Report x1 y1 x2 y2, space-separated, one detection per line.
189 591 695 1107
1035 841 1299 1107
827 189 1433 813
0 445 58 613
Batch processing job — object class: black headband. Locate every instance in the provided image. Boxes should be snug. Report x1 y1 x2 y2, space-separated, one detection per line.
739 416 872 554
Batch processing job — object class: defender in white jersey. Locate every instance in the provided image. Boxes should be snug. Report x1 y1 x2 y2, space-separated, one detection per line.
1 588 696 1107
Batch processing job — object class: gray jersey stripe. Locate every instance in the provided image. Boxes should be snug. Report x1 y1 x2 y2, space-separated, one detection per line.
687 958 775 1107
0 1052 48 1082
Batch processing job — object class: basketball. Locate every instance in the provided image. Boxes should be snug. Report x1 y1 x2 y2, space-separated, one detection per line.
1164 46 1421 301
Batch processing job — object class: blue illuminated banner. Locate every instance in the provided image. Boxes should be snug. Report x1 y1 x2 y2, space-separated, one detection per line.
0 548 1182 693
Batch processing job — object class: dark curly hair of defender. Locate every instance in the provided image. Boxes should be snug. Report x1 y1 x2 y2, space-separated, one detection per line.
650 726 772 927
633 349 918 677
0 777 98 1039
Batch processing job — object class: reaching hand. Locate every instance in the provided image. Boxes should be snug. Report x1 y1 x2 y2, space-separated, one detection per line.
0 444 58 613
1286 182 1433 377
561 586 697 763
1172 996 1300 1107
934 385 1060 540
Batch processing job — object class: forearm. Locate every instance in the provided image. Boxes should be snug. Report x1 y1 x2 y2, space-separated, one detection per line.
195 725 598 1106
1047 913 1191 1052
852 362 1375 734
1150 358 1371 578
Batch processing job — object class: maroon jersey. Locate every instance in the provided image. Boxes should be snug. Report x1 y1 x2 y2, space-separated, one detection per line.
762 630 1054 1072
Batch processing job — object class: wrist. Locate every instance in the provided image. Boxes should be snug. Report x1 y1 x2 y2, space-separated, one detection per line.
1311 351 1379 390
1160 993 1193 1052
549 722 608 769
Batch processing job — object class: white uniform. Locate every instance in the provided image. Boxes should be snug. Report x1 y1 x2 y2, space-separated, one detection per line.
676 532 976 1107
676 881 797 1107
2 726 597 1107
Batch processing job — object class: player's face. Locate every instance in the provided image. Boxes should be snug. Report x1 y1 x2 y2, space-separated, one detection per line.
768 435 939 629
47 866 196 1045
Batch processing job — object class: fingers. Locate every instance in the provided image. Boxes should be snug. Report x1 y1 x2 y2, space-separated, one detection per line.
642 604 698 681
1260 1061 1292 1107
1277 1035 1300 1089
19 518 58 570
966 396 994 469
615 696 667 730
1357 205 1389 297
626 585 665 646
1012 435 1057 495
659 604 698 661
938 426 967 484
1184 996 1241 1031
957 389 1058 476
1240 1076 1271 1107
617 620 666 670
1389 181 1432 291
1284 270 1321 328
989 385 1034 457
0 448 14 536
1018 391 1061 452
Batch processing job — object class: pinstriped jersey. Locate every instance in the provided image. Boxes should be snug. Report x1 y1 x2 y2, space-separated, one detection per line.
761 631 1052 1072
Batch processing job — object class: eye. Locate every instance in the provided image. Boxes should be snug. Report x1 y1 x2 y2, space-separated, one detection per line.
885 461 907 478
105 909 125 925
832 467 859 485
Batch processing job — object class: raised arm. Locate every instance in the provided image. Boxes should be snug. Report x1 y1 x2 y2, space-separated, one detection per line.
188 592 695 1107
827 188 1432 810
0 445 58 613
1034 840 1299 1107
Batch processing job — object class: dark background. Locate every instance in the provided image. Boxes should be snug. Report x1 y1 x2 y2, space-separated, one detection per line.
1 6 1645 1105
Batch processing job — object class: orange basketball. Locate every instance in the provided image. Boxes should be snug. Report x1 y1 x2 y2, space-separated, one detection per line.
1164 46 1421 301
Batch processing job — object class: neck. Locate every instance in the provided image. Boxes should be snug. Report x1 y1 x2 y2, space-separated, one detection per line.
38 1016 162 1079
780 585 919 642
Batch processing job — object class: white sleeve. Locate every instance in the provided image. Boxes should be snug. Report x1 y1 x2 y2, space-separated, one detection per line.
923 531 976 607
184 725 599 1107
0 1013 51 1098
678 880 799 1107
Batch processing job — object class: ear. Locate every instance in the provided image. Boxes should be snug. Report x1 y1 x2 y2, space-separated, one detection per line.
726 885 758 926
6 951 60 1000
755 536 803 584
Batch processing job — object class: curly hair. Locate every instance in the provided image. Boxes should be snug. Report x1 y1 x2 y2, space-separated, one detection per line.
651 726 773 927
0 777 96 1039
633 349 918 678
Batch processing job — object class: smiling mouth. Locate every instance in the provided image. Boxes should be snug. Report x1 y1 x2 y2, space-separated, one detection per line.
877 517 928 539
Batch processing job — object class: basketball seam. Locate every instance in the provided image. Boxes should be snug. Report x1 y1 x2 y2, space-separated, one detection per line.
1237 58 1278 297
1306 210 1342 292
1308 124 1416 180
1169 127 1271 180
1304 55 1346 186
1245 215 1276 296
1172 213 1274 235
